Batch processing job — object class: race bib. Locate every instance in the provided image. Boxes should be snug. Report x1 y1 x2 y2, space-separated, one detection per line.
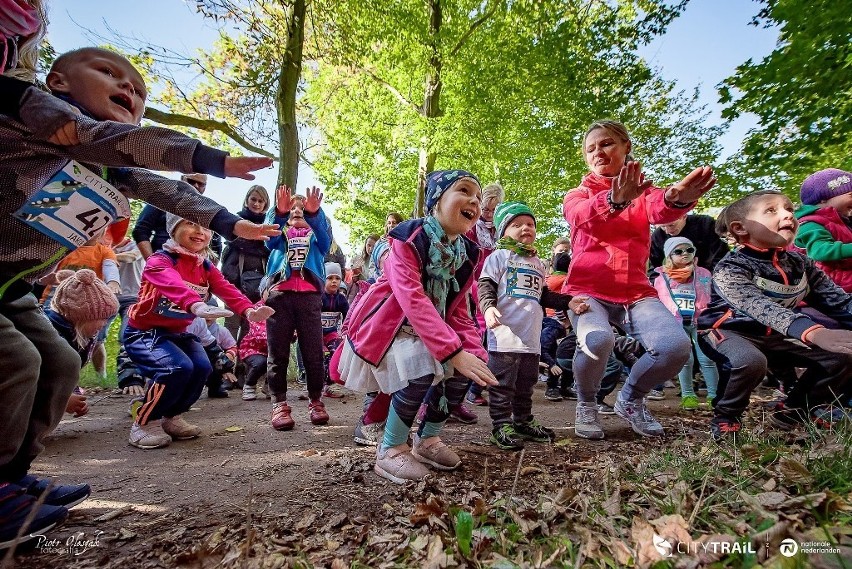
753 276 809 309
506 259 543 300
672 290 696 318
321 311 341 330
14 161 130 250
287 236 310 270
154 282 209 319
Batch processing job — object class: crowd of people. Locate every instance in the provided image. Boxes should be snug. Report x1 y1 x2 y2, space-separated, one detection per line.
2 1 852 551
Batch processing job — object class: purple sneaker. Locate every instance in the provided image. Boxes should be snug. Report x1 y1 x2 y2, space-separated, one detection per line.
449 403 478 424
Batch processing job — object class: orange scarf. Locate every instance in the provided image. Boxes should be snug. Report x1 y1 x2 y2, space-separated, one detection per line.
663 265 694 284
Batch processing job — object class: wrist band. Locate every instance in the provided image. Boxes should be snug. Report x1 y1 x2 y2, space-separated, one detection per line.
607 191 630 212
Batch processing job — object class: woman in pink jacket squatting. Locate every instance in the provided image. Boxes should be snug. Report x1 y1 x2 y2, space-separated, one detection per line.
340 170 499 484
124 215 274 449
563 120 716 440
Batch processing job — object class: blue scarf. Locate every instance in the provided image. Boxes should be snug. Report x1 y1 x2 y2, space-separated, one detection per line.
420 216 467 318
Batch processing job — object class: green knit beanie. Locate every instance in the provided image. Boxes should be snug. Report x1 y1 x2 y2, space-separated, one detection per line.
495 201 536 238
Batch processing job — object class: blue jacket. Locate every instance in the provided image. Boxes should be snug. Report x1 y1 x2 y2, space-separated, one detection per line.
264 207 333 289
539 316 565 367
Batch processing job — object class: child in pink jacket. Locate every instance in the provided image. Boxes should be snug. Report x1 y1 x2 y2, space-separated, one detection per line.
339 170 498 484
124 215 273 449
239 301 270 401
653 236 719 410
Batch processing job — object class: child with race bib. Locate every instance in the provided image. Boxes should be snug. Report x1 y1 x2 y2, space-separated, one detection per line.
263 185 333 430
124 215 274 449
562 119 715 440
652 236 719 410
340 169 498 484
478 201 588 451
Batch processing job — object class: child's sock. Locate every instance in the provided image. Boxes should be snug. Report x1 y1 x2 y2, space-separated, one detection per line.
418 420 445 440
380 406 411 452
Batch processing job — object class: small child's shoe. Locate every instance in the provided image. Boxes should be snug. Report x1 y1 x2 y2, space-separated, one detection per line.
271 402 295 431
513 419 555 443
448 403 478 424
490 424 524 451
323 384 346 399
646 389 666 401
710 416 742 442
465 391 488 406
574 401 604 440
411 434 461 470
242 385 257 401
614 393 665 437
129 420 172 449
374 444 430 484
769 407 806 431
544 388 563 402
353 417 382 446
308 399 330 425
162 415 201 440
681 395 699 411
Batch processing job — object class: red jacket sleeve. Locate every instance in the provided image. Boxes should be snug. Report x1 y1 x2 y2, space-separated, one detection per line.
141 255 205 311
385 238 464 364
644 185 696 225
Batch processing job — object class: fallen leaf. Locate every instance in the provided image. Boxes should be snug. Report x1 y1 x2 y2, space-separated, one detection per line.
116 527 136 541
779 457 813 485
520 466 542 476
94 505 132 522
754 492 789 508
224 425 243 432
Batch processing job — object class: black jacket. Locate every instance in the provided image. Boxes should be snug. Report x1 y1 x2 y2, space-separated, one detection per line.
649 214 729 274
220 208 270 284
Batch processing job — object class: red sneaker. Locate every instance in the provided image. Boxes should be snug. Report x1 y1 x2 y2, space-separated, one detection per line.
309 400 330 425
271 402 295 431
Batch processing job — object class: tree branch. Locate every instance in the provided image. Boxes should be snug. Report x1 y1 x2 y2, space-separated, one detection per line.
356 66 422 115
449 0 502 57
143 107 275 158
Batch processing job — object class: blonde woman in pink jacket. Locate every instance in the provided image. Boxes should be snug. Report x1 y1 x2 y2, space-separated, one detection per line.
562 119 716 440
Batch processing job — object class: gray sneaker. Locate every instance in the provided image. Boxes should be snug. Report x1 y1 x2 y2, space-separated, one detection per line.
574 401 604 440
353 418 383 446
614 392 665 437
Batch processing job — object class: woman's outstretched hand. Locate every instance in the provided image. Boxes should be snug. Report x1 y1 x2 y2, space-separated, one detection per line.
611 161 650 204
451 350 498 387
665 166 716 204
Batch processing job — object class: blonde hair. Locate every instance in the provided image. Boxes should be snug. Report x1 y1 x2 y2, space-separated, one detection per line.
583 119 635 162
482 183 505 206
3 0 47 82
244 184 269 210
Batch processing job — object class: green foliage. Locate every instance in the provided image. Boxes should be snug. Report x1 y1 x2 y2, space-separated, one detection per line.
305 0 722 247
718 0 852 202
453 510 473 556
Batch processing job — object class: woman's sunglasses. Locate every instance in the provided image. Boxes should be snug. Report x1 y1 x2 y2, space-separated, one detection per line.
672 247 696 256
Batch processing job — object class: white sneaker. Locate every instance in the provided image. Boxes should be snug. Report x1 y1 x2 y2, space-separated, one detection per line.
574 401 604 440
242 385 257 401
614 391 665 437
129 420 172 449
646 389 666 401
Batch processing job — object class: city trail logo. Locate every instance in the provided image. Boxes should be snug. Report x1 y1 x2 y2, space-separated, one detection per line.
653 533 673 557
779 538 799 557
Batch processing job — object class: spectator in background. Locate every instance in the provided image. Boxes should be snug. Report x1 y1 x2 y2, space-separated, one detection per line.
325 239 347 271
220 185 271 341
132 173 223 261
349 234 379 302
368 212 405 280
650 213 728 275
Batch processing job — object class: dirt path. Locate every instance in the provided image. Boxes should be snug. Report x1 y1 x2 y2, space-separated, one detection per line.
13 383 708 568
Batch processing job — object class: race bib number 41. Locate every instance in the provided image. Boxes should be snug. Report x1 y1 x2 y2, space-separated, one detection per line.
14 161 130 250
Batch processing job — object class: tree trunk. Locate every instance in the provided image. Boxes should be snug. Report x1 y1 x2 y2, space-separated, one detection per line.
275 0 306 190
415 0 443 217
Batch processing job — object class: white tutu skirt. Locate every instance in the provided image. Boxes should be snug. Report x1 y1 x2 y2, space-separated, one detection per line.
340 329 448 394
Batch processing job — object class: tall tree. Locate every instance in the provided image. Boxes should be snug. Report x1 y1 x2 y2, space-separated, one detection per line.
306 0 722 244
718 0 852 200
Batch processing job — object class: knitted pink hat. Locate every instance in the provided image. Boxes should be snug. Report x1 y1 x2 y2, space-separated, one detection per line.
50 269 119 325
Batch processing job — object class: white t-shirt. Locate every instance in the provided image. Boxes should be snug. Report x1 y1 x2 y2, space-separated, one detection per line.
480 249 545 354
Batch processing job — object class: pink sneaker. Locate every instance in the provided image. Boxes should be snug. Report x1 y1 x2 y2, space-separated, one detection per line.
449 403 478 424
374 444 430 484
411 434 461 470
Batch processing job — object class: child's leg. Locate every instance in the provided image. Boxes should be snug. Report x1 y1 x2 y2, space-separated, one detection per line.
293 292 325 400
419 376 469 438
0 295 81 482
783 347 852 410
677 327 697 398
618 298 691 400
598 354 621 401
382 375 434 449
244 355 267 387
167 335 212 417
509 353 540 424
123 327 201 425
697 330 767 420
364 392 391 425
568 298 616 403
487 352 520 427
690 326 719 399
265 292 295 403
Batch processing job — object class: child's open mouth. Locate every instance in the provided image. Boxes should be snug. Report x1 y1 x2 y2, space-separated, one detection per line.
778 222 796 233
110 93 133 113
460 208 476 220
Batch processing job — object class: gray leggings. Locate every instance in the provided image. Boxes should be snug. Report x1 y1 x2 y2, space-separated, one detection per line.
568 297 690 402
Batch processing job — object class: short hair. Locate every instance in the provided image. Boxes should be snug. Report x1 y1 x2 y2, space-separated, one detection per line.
715 189 785 240
481 183 505 205
50 47 124 75
386 212 405 224
552 236 571 250
244 185 269 209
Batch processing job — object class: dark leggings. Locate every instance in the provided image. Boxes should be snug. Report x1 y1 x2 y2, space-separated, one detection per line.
265 290 324 402
243 354 267 387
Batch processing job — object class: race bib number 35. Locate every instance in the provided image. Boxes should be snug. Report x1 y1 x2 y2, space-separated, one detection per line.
14 161 130 250
507 264 543 300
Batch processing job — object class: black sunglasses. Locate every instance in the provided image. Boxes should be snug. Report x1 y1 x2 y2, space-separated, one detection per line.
672 247 696 256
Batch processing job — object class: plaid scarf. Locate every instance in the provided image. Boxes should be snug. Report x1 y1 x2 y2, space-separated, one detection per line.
421 215 467 318
497 236 537 257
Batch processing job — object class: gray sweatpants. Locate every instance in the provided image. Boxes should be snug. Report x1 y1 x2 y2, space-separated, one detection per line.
0 294 81 481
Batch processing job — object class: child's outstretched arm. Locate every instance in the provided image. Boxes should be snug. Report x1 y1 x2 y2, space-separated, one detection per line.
540 288 589 314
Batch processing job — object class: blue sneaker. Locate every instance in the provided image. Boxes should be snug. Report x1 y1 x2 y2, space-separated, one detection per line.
0 482 68 550
16 475 90 509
